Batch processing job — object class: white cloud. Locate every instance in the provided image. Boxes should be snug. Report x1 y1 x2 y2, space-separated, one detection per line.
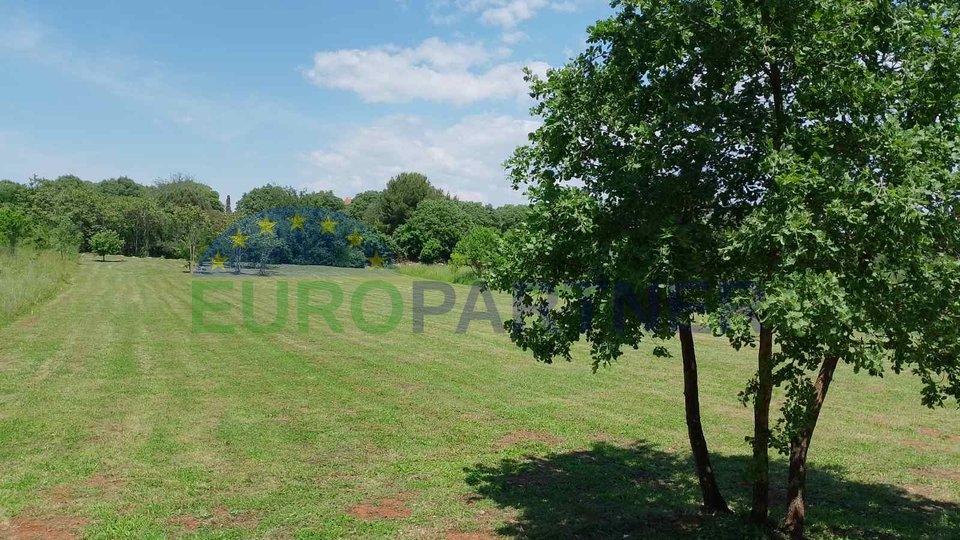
479 0 549 29
304 37 547 105
432 0 581 32
302 114 538 204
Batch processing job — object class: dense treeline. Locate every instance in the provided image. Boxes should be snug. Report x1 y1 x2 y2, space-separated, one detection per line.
0 171 526 267
0 174 232 261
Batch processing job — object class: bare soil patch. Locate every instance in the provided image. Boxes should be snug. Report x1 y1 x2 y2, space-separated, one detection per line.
86 473 126 490
168 515 201 532
903 483 943 500
347 493 414 520
0 515 89 540
46 486 74 504
494 431 562 450
912 467 960 482
900 439 934 450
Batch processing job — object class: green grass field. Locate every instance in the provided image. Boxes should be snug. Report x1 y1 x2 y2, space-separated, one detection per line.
0 257 957 539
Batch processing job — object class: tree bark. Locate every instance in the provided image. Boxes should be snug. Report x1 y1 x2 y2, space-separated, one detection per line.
784 355 840 539
678 323 730 513
750 326 775 524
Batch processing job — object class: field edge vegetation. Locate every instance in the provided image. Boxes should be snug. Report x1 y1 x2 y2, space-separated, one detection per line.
0 247 78 326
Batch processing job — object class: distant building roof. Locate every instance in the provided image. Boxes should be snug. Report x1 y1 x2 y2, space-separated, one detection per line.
343 197 352 205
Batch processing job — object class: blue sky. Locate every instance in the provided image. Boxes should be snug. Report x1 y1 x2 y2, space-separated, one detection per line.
0 0 611 205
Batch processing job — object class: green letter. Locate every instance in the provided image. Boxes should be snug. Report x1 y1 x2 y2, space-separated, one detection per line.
192 280 235 334
351 280 403 335
242 281 289 333
298 281 344 333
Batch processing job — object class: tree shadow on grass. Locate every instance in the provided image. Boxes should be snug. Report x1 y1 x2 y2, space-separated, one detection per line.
464 441 959 539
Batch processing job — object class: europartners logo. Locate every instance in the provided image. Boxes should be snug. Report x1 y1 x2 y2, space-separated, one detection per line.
190 207 760 336
192 277 762 336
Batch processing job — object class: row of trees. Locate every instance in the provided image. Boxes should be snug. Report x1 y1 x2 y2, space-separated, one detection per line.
489 1 960 539
0 171 525 268
232 172 526 265
0 174 230 261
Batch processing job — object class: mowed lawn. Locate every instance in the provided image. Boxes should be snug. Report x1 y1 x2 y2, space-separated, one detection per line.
0 257 957 539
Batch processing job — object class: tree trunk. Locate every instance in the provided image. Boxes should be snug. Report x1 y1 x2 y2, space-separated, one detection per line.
784 355 840 539
679 323 730 513
750 326 775 524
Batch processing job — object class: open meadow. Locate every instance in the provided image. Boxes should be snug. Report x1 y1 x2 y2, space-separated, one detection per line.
0 257 957 539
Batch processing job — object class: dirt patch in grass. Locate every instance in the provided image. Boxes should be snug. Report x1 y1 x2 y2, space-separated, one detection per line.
916 427 960 445
210 507 258 529
86 473 126 490
84 473 127 499
903 484 944 500
900 439 934 450
46 487 74 504
590 433 634 446
168 515 201 532
347 493 414 520
168 506 259 533
495 431 562 450
0 515 89 540
912 467 960 483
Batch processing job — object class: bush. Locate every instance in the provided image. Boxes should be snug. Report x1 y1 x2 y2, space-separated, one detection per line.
89 229 124 261
393 199 473 262
0 205 32 254
419 239 443 264
452 227 503 276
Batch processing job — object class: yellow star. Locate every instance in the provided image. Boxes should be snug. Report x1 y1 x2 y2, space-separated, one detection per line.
319 215 337 234
257 214 277 235
346 229 364 248
367 251 384 269
229 228 249 249
211 252 228 271
288 211 307 231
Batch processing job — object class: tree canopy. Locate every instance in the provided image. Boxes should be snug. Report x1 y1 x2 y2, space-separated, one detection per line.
493 0 960 534
89 229 124 262
378 172 444 233
394 199 474 263
301 190 345 212
154 174 223 212
235 184 300 215
0 206 32 254
0 170 521 267
452 226 503 276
